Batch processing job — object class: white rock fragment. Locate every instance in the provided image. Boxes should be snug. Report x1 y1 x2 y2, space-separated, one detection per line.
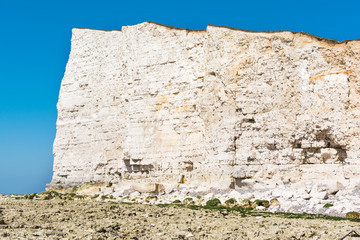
227 190 242 202
185 233 194 239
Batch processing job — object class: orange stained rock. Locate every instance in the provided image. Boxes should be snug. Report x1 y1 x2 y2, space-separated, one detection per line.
309 69 353 84
158 95 168 104
175 105 188 112
156 104 163 110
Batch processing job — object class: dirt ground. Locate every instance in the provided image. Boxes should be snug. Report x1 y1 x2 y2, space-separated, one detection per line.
0 198 360 240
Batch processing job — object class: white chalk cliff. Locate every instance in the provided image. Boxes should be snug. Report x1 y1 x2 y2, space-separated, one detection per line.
48 22 360 197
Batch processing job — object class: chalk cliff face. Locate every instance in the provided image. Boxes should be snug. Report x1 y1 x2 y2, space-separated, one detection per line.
48 22 360 194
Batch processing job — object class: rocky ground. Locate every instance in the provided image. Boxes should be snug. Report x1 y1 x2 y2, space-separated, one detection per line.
1 194 360 240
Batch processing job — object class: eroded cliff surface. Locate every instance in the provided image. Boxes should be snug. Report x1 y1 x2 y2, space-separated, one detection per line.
48 22 360 195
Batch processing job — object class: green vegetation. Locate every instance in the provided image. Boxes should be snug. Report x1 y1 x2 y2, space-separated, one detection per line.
76 195 85 199
120 202 135 205
159 201 360 223
225 198 236 205
183 197 194 204
28 193 37 200
40 190 62 200
253 199 270 208
323 203 333 209
146 195 157 200
184 197 193 202
91 194 99 199
3 191 360 223
241 199 251 207
145 195 157 203
205 198 221 207
156 203 172 208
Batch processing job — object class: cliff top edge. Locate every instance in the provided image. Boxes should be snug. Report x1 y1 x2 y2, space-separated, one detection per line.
74 21 359 44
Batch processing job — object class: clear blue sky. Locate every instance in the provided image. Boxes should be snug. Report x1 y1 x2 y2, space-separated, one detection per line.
0 0 359 194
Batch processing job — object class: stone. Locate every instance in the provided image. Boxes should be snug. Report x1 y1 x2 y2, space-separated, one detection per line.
252 200 270 208
282 191 294 200
268 206 280 213
311 191 328 200
270 199 280 207
302 194 312 200
227 190 242 202
131 183 164 194
129 191 141 197
241 199 251 207
346 212 360 219
256 206 266 210
271 189 282 199
203 193 215 201
163 184 177 194
185 233 195 239
47 22 360 207
239 193 255 201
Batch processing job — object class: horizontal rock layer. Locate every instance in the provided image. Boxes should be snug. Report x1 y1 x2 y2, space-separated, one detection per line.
48 22 360 194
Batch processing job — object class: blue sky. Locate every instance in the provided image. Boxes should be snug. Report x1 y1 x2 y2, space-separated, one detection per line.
0 0 359 194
